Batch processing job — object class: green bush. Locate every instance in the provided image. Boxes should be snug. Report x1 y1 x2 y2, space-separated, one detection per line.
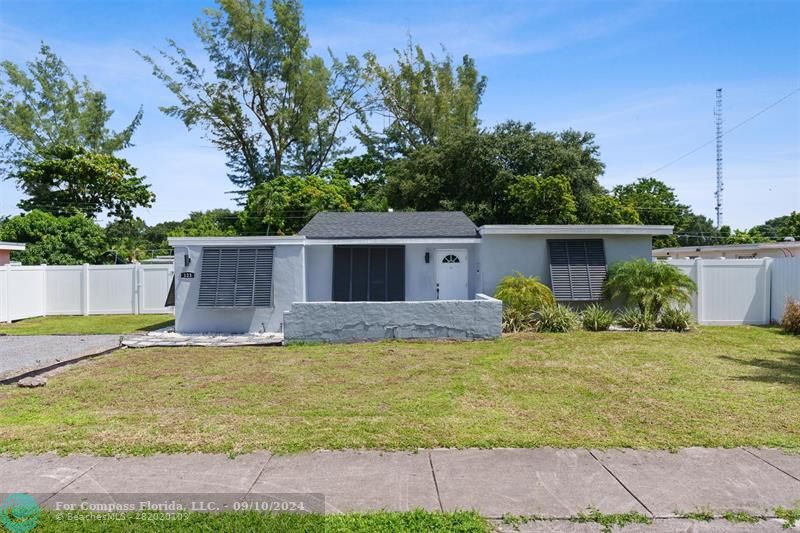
501 309 532 333
581 304 615 331
657 307 693 332
604 259 696 318
617 307 655 332
494 273 556 332
533 304 579 333
781 298 800 335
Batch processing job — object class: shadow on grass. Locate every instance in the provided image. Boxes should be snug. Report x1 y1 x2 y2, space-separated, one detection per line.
720 349 800 387
138 319 175 332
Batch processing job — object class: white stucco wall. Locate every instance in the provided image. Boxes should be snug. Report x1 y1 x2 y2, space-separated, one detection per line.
306 245 333 301
478 234 653 297
172 232 658 334
306 242 480 302
173 243 304 334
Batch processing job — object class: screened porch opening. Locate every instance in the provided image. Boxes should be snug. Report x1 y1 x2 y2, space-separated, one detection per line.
332 245 405 302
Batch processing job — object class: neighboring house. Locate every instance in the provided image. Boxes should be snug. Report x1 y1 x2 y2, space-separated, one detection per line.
653 240 799 260
0 242 25 266
168 212 671 341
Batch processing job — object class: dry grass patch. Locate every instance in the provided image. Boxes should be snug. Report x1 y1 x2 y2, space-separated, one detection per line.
0 326 797 455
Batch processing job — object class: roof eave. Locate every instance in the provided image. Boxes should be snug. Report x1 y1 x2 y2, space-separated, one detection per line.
168 236 306 247
304 237 482 245
478 225 674 236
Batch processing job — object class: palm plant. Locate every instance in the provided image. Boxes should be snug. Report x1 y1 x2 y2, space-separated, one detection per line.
604 259 696 318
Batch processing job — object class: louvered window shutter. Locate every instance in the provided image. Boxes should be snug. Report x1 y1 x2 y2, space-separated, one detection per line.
547 240 606 301
198 247 274 307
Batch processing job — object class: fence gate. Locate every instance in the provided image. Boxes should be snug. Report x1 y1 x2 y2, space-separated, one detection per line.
1 263 174 323
669 257 798 325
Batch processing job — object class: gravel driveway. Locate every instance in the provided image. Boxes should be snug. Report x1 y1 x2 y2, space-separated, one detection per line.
0 335 121 379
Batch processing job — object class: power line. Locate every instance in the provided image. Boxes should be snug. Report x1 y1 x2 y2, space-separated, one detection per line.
643 86 800 177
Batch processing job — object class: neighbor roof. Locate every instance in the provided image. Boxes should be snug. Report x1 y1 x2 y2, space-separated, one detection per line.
0 241 26 251
653 241 800 255
299 211 479 239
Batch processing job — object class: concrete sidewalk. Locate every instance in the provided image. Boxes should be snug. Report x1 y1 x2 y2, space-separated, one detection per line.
0 448 798 522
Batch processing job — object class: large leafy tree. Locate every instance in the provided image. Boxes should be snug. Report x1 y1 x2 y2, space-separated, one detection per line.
678 213 722 246
751 212 800 241
612 177 734 247
326 153 387 211
169 208 240 237
583 194 640 224
507 175 577 224
385 123 607 225
0 43 142 176
105 209 241 262
613 178 688 227
240 174 352 235
13 145 155 220
613 178 690 247
359 42 486 155
386 129 499 224
104 218 154 262
490 121 605 209
141 0 367 191
0 210 107 265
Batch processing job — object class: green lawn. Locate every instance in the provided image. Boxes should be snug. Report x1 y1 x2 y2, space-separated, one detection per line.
0 326 797 455
0 314 174 335
32 510 489 533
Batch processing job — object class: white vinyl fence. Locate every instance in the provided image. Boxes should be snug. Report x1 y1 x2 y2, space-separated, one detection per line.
0 263 174 323
772 257 800 322
669 257 800 325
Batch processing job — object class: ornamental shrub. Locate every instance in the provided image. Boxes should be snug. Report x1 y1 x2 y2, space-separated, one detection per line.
617 307 655 332
781 298 800 335
581 304 615 331
494 273 556 332
657 307 693 332
533 304 579 333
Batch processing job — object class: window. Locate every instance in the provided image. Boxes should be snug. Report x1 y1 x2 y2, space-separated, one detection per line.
547 240 606 301
198 247 274 307
441 254 460 263
332 246 404 301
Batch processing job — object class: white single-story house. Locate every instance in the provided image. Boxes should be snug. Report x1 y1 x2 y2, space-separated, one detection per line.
0 242 25 266
168 212 672 342
654 239 799 260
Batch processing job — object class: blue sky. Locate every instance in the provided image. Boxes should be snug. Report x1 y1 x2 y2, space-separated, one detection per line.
1 0 798 229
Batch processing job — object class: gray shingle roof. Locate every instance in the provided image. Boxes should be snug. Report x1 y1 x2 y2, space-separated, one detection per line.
299 211 479 239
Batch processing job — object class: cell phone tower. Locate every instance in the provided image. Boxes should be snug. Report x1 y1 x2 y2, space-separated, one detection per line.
714 88 723 228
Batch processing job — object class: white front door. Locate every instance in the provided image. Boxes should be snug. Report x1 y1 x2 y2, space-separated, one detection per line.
435 249 468 300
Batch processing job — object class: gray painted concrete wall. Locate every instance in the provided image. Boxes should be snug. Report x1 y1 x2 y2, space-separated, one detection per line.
284 293 502 342
306 243 480 302
478 234 653 297
173 243 304 334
